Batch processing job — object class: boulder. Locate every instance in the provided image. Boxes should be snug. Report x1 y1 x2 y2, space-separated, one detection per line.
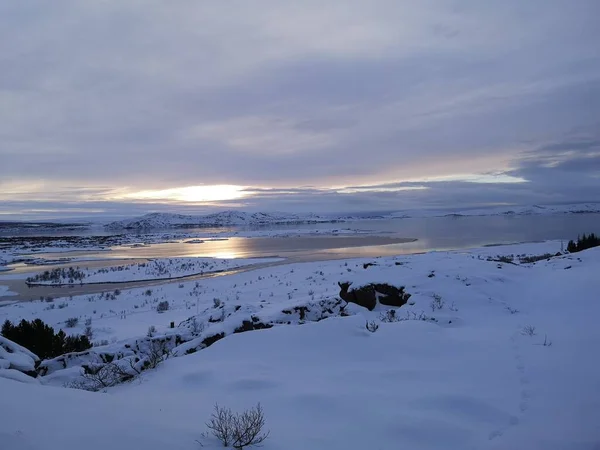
339 282 377 310
0 336 40 381
339 282 411 311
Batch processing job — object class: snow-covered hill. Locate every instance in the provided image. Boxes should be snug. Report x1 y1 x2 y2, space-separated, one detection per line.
1 243 599 449
388 202 600 219
105 211 338 230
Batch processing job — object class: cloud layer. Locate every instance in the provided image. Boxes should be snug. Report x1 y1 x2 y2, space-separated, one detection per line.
1 1 599 218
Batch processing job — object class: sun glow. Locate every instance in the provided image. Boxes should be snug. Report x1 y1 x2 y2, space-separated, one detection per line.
122 185 248 203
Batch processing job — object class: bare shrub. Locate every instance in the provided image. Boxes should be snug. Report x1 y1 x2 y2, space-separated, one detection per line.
399 310 434 322
521 325 537 337
70 362 132 392
206 403 270 449
146 339 170 369
65 317 79 328
147 325 157 337
84 325 93 339
430 294 445 311
379 309 399 323
206 404 234 447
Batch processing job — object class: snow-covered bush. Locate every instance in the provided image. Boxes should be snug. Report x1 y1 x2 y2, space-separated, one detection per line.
68 338 172 391
365 320 379 332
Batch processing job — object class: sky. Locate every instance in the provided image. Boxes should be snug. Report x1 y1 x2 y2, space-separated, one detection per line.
1 1 600 220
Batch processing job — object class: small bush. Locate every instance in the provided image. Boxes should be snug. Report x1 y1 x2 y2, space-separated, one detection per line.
379 309 399 323
366 320 379 332
521 325 536 337
147 325 157 337
156 301 169 312
65 317 79 328
190 317 204 334
206 403 269 449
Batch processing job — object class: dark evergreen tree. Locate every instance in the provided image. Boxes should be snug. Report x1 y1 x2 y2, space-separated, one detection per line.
567 233 600 253
0 318 91 359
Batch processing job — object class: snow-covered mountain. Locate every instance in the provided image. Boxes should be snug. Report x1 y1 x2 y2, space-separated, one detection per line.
105 211 340 230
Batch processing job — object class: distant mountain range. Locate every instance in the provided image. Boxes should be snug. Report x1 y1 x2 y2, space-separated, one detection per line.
104 211 341 230
385 203 600 219
103 203 600 230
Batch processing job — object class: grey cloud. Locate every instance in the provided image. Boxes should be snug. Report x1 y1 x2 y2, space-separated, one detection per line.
1 1 599 217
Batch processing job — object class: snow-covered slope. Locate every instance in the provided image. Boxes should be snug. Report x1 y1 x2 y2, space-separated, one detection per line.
105 211 338 230
1 244 599 449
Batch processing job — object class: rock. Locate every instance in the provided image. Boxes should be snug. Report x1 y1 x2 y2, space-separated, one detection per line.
234 320 273 334
338 282 411 311
0 368 41 384
0 336 40 382
201 332 225 348
338 282 376 310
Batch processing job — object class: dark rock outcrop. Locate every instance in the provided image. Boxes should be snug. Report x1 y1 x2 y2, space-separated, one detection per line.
234 320 273 334
339 282 411 311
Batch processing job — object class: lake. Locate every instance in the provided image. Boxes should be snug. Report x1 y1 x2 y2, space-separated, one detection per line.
1 213 598 301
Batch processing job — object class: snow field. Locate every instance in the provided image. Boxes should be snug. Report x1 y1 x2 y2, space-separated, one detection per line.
0 241 599 449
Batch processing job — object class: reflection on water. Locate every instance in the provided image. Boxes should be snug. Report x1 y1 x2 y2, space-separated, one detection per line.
24 236 412 263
